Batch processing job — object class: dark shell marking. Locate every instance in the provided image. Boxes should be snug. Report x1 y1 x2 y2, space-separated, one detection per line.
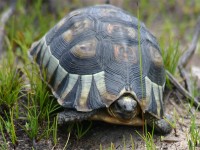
29 5 165 118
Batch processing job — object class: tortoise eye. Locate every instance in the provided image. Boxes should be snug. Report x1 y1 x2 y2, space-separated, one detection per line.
115 101 121 109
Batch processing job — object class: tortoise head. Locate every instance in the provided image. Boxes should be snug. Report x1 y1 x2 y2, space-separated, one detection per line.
108 94 140 120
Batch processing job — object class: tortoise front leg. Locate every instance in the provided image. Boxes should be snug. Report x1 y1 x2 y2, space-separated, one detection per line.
145 113 173 135
58 109 97 124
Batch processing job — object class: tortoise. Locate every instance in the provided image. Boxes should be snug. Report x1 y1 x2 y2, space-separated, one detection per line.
29 4 172 134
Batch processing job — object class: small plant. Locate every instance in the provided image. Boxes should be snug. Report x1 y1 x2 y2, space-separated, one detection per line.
99 144 103 150
24 64 60 121
1 109 18 147
23 102 58 145
0 55 24 113
109 142 115 150
23 91 56 143
130 134 135 150
21 64 60 144
52 115 58 145
74 121 92 140
137 122 156 150
160 40 181 75
191 77 200 98
159 37 182 89
100 134 135 150
67 122 75 133
189 76 200 108
123 135 135 150
0 117 8 150
23 99 40 142
44 115 51 140
187 113 200 150
63 121 92 140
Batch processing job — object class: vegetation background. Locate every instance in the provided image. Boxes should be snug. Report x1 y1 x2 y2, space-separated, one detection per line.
0 0 200 149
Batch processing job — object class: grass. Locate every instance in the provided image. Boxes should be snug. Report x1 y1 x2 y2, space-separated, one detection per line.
137 122 156 150
0 0 200 149
101 134 135 150
186 76 200 150
0 53 24 114
4 109 18 146
0 119 8 150
160 39 182 75
74 122 93 140
188 115 200 150
23 97 40 142
22 65 60 145
64 122 93 140
160 37 182 89
52 115 58 145
24 65 60 121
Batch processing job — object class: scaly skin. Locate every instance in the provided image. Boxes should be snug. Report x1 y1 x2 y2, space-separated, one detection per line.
58 109 172 135
58 109 97 124
58 108 144 125
145 113 173 135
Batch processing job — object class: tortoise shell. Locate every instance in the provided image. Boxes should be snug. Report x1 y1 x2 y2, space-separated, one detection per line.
29 5 165 119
